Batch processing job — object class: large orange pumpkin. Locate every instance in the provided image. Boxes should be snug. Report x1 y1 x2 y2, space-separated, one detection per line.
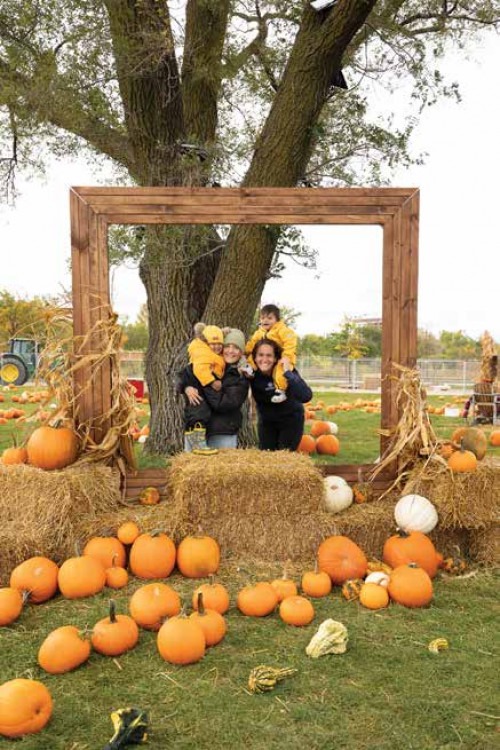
317 535 367 584
237 582 278 617
0 679 53 738
58 555 106 599
176 535 220 579
129 532 176 579
10 556 59 604
157 615 206 665
26 424 79 470
388 563 433 607
91 600 139 656
382 530 438 578
192 580 230 614
129 583 181 630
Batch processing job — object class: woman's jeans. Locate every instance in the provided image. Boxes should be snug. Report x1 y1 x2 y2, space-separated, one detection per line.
184 433 237 451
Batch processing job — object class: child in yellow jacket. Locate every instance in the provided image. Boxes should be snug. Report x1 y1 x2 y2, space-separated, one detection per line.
187 322 225 389
245 304 298 403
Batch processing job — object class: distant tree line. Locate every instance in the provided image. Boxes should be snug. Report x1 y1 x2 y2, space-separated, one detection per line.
0 292 484 361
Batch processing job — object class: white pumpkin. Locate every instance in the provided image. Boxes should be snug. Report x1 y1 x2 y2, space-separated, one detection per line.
365 571 390 588
394 494 438 534
323 477 353 514
327 421 338 435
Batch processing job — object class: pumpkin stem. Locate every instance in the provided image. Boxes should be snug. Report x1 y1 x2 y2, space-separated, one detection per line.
111 553 119 568
109 599 117 623
197 592 206 616
396 528 410 539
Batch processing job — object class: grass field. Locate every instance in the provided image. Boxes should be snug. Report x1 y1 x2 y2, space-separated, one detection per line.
0 566 498 750
1 385 500 468
1 385 499 748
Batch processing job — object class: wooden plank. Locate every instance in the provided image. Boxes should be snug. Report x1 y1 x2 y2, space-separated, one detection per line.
87 194 406 208
97 217 112 431
104 213 387 226
92 203 395 216
76 198 93 426
74 186 418 198
70 190 85 424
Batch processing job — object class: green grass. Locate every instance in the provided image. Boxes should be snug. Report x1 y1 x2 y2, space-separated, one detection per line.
0 568 498 749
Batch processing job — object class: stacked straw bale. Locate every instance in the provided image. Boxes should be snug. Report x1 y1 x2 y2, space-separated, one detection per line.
0 463 122 581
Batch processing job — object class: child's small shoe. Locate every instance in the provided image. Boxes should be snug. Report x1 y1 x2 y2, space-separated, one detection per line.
271 389 287 404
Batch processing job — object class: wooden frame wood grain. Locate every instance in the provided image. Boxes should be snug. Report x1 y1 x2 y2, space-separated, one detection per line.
70 186 419 486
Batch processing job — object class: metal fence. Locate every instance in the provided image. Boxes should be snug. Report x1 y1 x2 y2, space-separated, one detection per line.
119 352 482 392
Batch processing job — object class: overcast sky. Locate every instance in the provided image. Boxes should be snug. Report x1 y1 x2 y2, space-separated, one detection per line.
0 31 498 341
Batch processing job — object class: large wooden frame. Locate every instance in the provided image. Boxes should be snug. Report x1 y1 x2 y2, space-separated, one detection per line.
70 186 419 486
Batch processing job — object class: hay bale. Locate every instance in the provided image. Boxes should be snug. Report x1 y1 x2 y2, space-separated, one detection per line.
0 463 122 582
468 525 500 565
76 503 195 545
401 458 499 530
168 449 324 522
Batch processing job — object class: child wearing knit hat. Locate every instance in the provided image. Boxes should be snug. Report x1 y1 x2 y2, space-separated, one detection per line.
185 322 225 454
187 322 225 389
245 304 298 403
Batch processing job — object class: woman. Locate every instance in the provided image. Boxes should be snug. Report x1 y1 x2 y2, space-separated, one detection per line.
180 328 250 450
250 338 312 451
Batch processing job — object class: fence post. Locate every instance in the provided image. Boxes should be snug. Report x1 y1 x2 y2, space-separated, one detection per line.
462 361 467 391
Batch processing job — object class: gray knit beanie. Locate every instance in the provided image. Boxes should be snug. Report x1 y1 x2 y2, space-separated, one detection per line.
223 328 246 353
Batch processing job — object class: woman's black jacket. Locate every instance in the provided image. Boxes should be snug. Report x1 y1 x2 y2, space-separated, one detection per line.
178 364 249 435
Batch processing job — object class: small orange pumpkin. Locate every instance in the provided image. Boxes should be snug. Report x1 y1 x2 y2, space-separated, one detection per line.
447 443 477 473
270 569 298 602
10 556 59 604
0 587 25 626
1 445 28 465
129 582 181 631
0 679 53 738
129 532 176 579
192 579 230 614
83 536 126 570
388 562 433 608
105 555 129 589
279 595 315 626
189 593 227 647
297 434 316 454
57 555 106 599
359 582 389 610
117 521 140 545
157 613 206 665
237 582 278 617
300 567 332 598
489 429 500 447
176 535 220 579
91 600 139 656
139 486 160 505
26 423 79 470
38 625 91 674
310 421 331 438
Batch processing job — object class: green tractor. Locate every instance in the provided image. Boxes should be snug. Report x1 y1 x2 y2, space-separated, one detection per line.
0 339 42 386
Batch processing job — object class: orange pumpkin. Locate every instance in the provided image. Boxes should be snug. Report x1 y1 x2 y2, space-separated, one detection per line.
383 530 438 579
237 582 278 617
83 536 126 569
176 535 220 579
129 532 176 579
139 486 160 505
0 587 24 626
447 444 477 473
279 595 315 626
117 521 140 545
1 445 28 465
38 625 91 674
105 556 129 589
297 434 316 454
388 563 433 608
189 593 227 647
300 568 332 598
490 429 500 447
129 582 181 630
317 536 367 584
10 556 59 604
91 600 139 656
359 582 389 610
315 434 340 456
157 614 206 665
58 555 106 599
0 679 53 738
26 424 79 470
192 580 230 614
310 421 331 438
270 571 298 602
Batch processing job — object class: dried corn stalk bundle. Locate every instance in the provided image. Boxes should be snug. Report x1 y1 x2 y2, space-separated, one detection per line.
478 330 498 383
34 306 137 470
369 364 442 492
